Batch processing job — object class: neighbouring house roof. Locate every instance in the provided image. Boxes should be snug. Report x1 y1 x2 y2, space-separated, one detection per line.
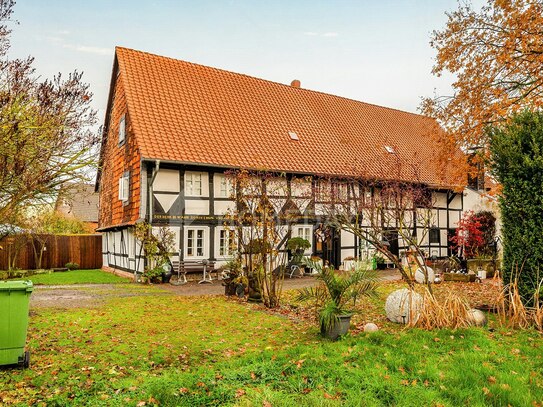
114 46 461 188
55 183 99 223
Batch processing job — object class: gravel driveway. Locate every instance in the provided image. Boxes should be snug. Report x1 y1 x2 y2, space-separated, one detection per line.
30 269 401 308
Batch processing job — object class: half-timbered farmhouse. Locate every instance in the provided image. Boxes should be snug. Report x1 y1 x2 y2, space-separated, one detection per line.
97 47 473 275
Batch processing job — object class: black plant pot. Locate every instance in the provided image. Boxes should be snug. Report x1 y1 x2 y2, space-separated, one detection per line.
161 270 172 284
321 314 353 341
235 283 245 298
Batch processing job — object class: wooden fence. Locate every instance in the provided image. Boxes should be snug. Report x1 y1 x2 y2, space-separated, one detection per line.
0 234 102 270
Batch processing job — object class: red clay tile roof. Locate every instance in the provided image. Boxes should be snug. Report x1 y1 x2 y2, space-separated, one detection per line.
116 47 459 188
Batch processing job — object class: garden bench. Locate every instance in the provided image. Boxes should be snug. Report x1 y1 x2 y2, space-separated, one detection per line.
171 260 216 284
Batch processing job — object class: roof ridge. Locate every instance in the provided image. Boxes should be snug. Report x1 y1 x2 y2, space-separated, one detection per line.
114 46 429 120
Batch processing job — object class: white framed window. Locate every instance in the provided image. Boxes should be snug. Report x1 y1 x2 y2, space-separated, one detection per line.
118 172 129 202
216 227 236 258
119 114 126 144
215 174 233 198
294 225 312 253
185 172 206 196
184 227 208 259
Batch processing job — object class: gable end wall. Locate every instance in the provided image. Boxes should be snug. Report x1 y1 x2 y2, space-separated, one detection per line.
98 74 141 229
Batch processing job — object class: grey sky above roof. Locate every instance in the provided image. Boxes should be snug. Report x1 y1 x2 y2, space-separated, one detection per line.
9 0 484 130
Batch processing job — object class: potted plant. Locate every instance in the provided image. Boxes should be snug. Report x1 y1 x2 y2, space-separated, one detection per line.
373 254 386 270
467 256 496 279
134 223 176 284
142 265 164 284
342 256 356 271
297 260 379 340
286 237 311 264
221 258 244 296
301 255 321 275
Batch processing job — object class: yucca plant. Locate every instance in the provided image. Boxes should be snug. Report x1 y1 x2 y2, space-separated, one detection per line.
297 260 379 339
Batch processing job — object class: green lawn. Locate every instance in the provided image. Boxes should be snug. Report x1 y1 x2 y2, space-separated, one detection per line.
1 284 542 406
25 269 131 285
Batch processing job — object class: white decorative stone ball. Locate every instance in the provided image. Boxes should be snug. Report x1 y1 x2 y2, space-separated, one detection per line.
385 288 423 324
467 309 487 327
363 323 379 332
415 267 435 284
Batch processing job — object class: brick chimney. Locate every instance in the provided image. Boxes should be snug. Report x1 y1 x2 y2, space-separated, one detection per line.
290 79 301 88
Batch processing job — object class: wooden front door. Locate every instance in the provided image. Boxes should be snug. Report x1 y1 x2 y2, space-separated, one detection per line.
383 229 399 258
322 227 341 269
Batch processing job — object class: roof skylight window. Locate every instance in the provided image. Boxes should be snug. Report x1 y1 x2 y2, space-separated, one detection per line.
384 145 395 153
289 131 299 141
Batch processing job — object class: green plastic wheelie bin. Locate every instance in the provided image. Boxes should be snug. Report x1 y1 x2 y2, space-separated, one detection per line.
0 280 33 368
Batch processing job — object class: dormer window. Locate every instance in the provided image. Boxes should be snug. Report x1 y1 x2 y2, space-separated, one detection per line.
119 114 126 145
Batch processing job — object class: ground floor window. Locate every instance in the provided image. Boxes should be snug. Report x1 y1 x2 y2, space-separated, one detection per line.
294 225 312 253
218 228 235 257
185 227 207 258
429 227 440 244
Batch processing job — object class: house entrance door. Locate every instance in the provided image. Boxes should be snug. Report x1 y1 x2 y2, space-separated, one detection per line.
383 229 399 258
322 227 341 269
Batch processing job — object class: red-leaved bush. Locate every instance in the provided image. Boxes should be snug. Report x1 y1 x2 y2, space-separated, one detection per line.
450 211 496 258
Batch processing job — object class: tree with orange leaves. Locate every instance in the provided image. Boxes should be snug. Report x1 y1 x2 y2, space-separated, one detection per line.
421 0 543 154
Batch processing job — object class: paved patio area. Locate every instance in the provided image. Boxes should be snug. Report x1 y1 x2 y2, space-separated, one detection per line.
162 268 402 296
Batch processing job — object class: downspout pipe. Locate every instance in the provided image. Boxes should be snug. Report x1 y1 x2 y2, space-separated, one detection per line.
149 160 161 224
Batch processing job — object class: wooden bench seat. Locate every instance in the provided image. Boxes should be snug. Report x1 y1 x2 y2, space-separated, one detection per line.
171 260 216 284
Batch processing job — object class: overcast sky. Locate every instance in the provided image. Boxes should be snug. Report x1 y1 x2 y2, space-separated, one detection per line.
8 1 480 123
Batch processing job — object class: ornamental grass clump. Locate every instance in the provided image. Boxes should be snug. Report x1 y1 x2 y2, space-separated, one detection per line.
496 273 543 331
413 289 472 330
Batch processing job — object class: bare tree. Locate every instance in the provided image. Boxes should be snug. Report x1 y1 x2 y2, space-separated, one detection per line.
0 0 98 236
225 170 296 308
317 177 437 293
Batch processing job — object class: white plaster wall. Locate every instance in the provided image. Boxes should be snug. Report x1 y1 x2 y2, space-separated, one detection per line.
185 199 210 215
429 209 439 227
438 209 448 227
402 211 414 226
269 197 286 214
416 208 434 227
417 228 429 246
140 165 147 219
434 192 447 208
154 169 180 192
462 188 502 239
102 233 109 267
214 200 235 215
449 194 462 210
341 229 355 247
152 226 180 252
268 178 288 196
291 179 312 198
315 203 325 216
341 248 356 262
450 210 461 227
